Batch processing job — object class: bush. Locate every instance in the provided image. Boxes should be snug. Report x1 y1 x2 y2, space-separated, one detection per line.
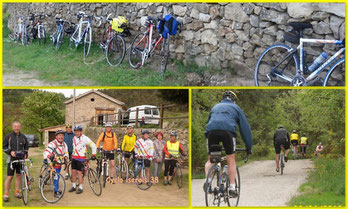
252 141 269 157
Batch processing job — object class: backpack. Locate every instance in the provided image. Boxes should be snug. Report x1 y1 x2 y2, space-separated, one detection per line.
102 132 114 142
274 128 288 143
157 15 178 39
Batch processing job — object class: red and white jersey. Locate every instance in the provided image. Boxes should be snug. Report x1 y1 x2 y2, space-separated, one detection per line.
72 134 97 160
43 139 69 163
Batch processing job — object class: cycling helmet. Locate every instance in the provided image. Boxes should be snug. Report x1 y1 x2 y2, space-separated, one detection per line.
127 124 134 128
223 91 238 102
74 125 83 131
170 131 178 136
55 129 65 136
105 122 112 127
141 129 150 134
278 125 284 128
292 130 297 133
303 133 306 136
66 124 72 128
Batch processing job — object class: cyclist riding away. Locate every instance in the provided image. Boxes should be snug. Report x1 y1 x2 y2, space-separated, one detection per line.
204 91 253 198
134 129 154 185
64 124 75 179
273 125 290 172
315 142 324 156
96 122 118 183
69 125 97 194
121 124 137 164
163 131 186 185
43 129 69 198
300 133 309 158
3 121 29 202
290 130 299 158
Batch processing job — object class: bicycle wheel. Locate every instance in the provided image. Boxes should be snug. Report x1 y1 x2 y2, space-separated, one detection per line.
128 160 135 179
160 36 170 75
225 166 241 206
205 165 220 207
67 162 73 182
323 58 345 86
84 28 92 57
176 165 183 189
103 164 107 188
255 44 299 86
21 171 28 205
129 33 146 69
87 169 102 196
120 159 128 180
40 172 66 204
38 164 47 189
136 167 152 190
38 26 46 45
56 30 64 50
22 27 28 46
280 154 284 175
106 34 126 67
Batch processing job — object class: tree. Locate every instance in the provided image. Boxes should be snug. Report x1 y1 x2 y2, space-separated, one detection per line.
21 91 65 144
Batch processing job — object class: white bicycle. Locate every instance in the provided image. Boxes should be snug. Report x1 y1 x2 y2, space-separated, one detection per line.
9 16 28 46
69 11 102 57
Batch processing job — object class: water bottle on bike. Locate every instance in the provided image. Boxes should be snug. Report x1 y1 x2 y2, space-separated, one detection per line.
308 52 328 72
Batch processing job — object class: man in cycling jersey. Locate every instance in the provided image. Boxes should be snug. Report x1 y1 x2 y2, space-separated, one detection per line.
290 130 299 158
68 125 97 194
300 133 309 158
134 129 154 185
43 129 69 198
204 91 253 198
121 125 137 164
64 124 75 179
273 125 290 172
96 123 117 183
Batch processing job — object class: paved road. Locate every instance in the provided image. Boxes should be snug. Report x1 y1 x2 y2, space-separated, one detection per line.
191 159 314 207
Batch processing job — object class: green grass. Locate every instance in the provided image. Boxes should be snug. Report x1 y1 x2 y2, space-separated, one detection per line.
288 157 345 206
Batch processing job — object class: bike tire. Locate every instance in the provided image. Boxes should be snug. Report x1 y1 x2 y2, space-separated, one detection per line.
88 169 102 196
103 164 107 188
67 162 73 182
160 35 170 75
323 58 345 86
280 154 284 175
135 166 152 190
121 159 128 180
129 33 145 69
56 30 64 50
254 44 299 86
225 166 241 207
40 172 66 204
83 28 92 57
38 164 47 189
205 165 220 207
21 171 28 205
176 165 183 189
106 34 126 67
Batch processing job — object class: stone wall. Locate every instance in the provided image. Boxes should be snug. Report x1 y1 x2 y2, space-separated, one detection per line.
5 3 345 79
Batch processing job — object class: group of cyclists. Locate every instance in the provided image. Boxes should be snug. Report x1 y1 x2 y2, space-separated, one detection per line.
3 121 186 202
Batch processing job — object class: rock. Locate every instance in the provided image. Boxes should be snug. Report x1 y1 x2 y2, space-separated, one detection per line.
201 30 218 45
233 22 244 30
175 45 185 53
242 3 255 15
313 21 332 34
225 33 236 43
232 60 252 78
224 3 249 22
261 34 275 46
220 19 231 27
232 44 244 56
264 25 278 36
194 56 210 67
156 6 163 13
181 30 194 41
260 8 289 24
330 16 344 39
339 23 345 40
317 3 345 18
287 3 316 18
199 13 211 22
250 15 260 27
254 6 262 15
172 5 187 16
250 34 262 46
235 30 249 41
255 3 286 12
209 6 220 20
204 20 218 29
186 20 204 31
311 11 330 21
190 8 199 19
194 3 210 13
259 21 273 28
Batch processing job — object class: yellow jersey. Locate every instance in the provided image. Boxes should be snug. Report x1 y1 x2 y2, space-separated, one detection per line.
290 133 299 142
300 137 308 145
122 134 137 152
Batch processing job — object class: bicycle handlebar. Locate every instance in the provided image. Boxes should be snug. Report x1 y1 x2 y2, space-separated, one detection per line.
10 159 32 170
235 148 250 163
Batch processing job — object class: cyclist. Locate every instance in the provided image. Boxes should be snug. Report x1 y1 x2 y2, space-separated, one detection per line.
43 129 69 198
121 125 137 164
96 122 118 183
153 132 165 180
163 131 186 185
273 125 290 172
204 91 253 198
3 121 29 202
290 130 299 158
68 125 97 194
64 124 75 179
300 133 309 158
134 129 154 185
315 142 324 156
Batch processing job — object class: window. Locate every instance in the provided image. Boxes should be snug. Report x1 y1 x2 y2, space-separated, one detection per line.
144 107 151 115
98 115 104 126
91 98 95 102
153 108 159 115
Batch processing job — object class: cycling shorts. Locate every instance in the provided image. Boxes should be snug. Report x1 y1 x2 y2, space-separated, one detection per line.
124 151 134 159
291 140 299 146
274 141 290 154
300 144 307 153
103 152 115 160
7 162 21 176
207 130 236 155
71 158 85 171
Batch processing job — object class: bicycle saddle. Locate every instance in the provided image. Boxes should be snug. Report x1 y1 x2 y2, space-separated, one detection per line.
289 22 313 31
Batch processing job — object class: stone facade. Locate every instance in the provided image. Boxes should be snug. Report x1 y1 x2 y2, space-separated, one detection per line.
6 3 345 81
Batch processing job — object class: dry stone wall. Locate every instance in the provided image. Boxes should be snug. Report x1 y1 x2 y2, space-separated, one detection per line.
6 3 345 80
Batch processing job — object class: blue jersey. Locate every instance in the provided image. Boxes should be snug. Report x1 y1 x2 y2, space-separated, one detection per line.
64 132 75 154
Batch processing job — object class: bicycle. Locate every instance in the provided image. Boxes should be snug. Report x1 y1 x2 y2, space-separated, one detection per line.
291 144 297 160
69 11 102 57
254 22 345 86
300 144 307 159
205 145 250 207
9 16 28 46
129 16 181 74
115 150 129 180
169 155 184 189
27 13 48 45
134 157 153 190
39 160 66 204
10 158 33 205
50 17 75 50
96 150 114 188
279 145 285 175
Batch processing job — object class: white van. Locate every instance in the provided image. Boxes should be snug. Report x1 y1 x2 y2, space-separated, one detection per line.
123 105 160 126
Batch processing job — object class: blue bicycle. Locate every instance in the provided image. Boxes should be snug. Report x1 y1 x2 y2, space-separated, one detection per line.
134 157 153 190
50 17 75 50
254 22 345 86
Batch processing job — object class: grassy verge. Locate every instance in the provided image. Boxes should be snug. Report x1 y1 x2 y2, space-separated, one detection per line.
288 157 345 206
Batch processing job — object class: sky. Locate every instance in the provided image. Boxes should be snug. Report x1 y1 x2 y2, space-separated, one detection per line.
42 89 91 97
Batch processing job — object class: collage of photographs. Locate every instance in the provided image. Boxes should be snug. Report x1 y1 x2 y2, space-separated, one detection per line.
0 2 346 208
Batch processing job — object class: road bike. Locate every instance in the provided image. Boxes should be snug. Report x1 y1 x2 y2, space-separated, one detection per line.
50 17 75 50
254 22 345 86
129 16 175 74
100 14 129 67
39 160 66 204
115 150 130 180
69 11 102 57
134 157 153 190
291 143 298 160
279 145 285 175
10 158 33 205
27 13 48 45
169 155 185 189
205 145 250 207
9 16 28 46
96 150 114 188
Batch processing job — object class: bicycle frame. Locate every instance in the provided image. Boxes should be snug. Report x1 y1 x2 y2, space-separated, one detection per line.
71 16 91 46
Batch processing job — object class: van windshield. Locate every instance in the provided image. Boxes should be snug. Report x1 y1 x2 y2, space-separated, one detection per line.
144 108 151 115
153 108 159 115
